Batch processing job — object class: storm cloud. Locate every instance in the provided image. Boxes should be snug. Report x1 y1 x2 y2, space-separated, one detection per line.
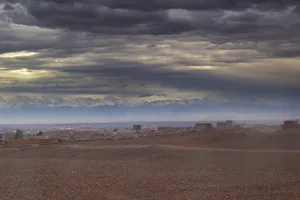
1 0 299 38
1 0 300 108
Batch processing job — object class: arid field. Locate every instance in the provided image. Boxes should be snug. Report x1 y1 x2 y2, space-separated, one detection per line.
1 130 300 200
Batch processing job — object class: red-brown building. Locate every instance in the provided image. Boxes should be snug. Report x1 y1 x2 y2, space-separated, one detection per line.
282 120 300 129
216 120 233 129
195 123 212 132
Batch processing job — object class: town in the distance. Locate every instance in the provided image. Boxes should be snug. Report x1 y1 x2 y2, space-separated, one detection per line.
1 119 299 147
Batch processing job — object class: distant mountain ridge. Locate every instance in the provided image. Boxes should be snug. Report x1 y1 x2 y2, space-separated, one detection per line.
0 95 298 124
0 95 297 110
0 95 209 109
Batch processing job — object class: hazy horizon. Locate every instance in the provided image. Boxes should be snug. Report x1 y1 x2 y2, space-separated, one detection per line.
0 107 297 125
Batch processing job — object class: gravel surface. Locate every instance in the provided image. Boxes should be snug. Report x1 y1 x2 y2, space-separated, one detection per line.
65 130 300 150
1 140 300 200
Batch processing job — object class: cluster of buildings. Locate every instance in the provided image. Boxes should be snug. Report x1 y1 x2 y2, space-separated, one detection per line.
1 119 300 148
0 130 61 147
154 120 234 134
152 119 299 135
194 120 234 132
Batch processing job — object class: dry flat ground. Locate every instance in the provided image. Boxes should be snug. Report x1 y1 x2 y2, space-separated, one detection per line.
1 130 300 200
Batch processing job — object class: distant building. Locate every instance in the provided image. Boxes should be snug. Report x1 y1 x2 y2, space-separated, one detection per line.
216 122 227 129
195 123 212 132
225 120 233 127
216 120 234 129
133 125 142 133
282 120 300 129
157 126 173 133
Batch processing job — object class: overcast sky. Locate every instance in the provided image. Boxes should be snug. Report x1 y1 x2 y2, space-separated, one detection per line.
1 0 300 104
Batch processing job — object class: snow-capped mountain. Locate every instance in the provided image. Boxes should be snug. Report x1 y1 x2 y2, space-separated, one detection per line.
0 95 211 109
0 95 294 109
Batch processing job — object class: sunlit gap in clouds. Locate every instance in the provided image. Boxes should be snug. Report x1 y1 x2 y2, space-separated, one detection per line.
0 51 38 58
0 68 54 79
172 66 218 71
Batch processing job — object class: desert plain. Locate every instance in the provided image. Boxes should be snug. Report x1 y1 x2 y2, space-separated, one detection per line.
1 130 300 200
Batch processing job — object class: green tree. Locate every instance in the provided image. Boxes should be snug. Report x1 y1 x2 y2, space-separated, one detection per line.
36 131 43 136
14 129 24 140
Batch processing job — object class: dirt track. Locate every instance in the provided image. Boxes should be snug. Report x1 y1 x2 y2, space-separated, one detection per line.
1 132 300 200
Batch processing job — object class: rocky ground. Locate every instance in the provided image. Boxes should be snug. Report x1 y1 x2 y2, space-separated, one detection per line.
1 131 300 200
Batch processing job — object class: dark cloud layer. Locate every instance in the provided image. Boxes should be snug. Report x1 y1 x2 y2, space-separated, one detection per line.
1 0 300 104
13 0 300 11
2 0 299 38
55 60 300 99
105 0 300 12
2 60 300 100
1 0 299 43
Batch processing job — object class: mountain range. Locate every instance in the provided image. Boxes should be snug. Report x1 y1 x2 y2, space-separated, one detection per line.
0 95 298 115
0 95 298 124
0 95 222 109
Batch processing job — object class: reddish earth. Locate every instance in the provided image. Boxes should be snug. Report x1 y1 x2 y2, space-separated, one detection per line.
1 130 300 200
